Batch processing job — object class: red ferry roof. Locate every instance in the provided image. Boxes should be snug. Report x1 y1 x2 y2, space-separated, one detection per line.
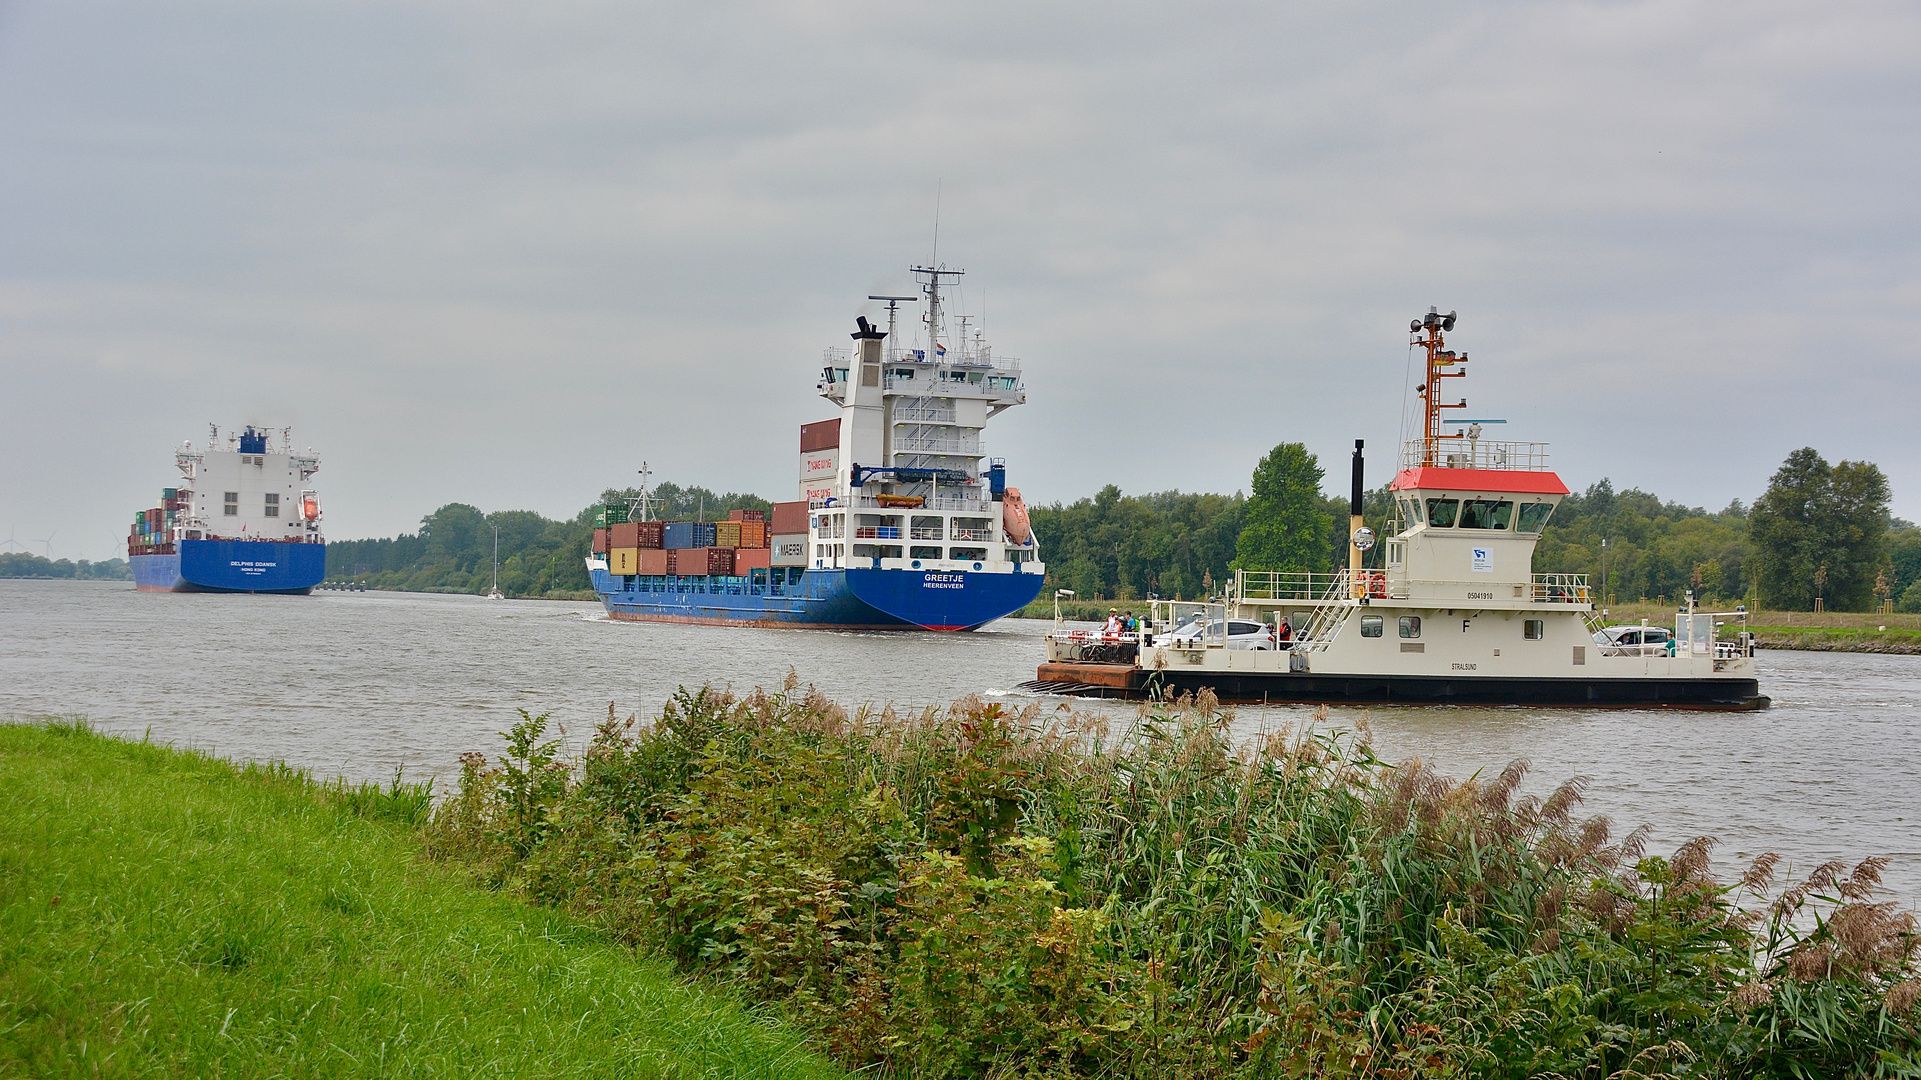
1389 467 1570 496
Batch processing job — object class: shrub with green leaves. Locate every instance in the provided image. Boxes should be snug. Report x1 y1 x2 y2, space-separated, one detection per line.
432 677 1921 1078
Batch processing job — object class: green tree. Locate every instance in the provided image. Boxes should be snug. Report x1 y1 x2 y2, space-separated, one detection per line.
1748 448 1890 611
1232 443 1333 575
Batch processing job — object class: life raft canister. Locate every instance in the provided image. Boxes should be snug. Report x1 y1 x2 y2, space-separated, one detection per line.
1001 487 1032 546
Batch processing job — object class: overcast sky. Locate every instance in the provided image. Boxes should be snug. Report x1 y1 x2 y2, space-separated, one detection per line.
5 1 1919 561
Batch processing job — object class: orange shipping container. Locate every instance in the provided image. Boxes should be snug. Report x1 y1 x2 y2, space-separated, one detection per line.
733 546 771 573
608 548 639 575
739 521 768 548
638 548 670 576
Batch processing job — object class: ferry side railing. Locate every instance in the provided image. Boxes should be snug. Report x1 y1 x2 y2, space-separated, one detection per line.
1399 439 1550 471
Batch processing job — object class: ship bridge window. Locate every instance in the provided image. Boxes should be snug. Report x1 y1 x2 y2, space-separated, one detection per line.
1458 499 1513 530
1516 502 1554 533
1400 497 1423 524
1424 498 1458 527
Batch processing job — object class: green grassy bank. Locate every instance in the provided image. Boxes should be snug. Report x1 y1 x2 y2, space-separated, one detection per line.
0 719 847 1080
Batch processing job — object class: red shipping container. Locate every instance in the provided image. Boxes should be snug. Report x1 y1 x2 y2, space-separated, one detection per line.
610 521 640 548
733 546 771 573
727 509 767 523
636 521 665 548
638 548 670 576
592 528 609 553
707 547 736 576
665 549 679 575
677 547 710 574
771 500 809 534
800 418 841 453
739 521 768 548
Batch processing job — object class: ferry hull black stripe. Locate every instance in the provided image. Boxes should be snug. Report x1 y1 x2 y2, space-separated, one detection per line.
1136 671 1769 710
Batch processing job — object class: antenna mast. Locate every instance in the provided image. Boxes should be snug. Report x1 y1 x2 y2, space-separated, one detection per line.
910 265 963 360
1410 308 1465 466
868 295 918 362
634 462 654 522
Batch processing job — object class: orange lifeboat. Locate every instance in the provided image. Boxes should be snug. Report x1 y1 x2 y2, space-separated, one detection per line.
302 495 320 521
1001 487 1032 546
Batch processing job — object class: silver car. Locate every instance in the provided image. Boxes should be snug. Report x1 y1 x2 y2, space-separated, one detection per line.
1158 618 1277 650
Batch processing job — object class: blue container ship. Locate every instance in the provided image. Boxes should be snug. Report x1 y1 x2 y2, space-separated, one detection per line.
127 425 327 594
588 264 1045 630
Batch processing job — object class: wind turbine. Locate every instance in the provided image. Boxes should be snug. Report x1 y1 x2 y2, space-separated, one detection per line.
0 527 26 552
30 530 57 558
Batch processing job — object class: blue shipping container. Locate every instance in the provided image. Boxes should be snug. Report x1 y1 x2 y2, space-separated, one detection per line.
663 522 718 549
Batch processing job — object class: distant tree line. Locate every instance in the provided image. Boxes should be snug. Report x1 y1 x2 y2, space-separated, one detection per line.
0 553 131 580
322 482 770 597
318 451 1913 613
1033 444 1914 612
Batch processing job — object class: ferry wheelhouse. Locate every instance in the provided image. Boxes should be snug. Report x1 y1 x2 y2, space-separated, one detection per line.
1031 310 1768 709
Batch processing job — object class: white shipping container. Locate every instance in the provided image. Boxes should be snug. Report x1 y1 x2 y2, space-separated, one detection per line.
798 448 839 482
770 533 809 567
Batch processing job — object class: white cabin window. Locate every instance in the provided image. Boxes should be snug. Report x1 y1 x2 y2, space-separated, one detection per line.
264 493 280 517
223 492 239 516
1524 619 1545 640
1399 616 1422 639
1360 615 1383 638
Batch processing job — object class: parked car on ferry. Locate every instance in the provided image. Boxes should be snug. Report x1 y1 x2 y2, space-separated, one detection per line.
1159 618 1278 650
1593 625 1671 654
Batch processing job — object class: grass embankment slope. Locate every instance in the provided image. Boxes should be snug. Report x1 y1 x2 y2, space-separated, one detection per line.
0 720 847 1080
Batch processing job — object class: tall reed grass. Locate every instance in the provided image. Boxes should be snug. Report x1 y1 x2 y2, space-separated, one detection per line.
431 682 1921 1078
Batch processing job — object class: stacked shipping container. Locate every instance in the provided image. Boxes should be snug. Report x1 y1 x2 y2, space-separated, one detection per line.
597 503 772 580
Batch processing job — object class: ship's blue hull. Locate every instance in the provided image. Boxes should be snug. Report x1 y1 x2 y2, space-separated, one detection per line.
593 565 1042 631
131 539 326 594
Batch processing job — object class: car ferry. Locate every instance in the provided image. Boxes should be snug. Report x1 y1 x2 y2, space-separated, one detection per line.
1026 309 1768 709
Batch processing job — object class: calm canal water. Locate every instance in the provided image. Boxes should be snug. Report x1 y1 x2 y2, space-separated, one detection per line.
5 579 1918 903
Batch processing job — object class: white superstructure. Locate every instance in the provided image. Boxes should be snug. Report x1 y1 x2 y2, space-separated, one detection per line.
808 266 1042 576
170 425 324 544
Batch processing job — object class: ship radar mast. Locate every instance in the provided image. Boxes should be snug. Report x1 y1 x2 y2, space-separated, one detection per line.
911 264 963 360
1410 307 1465 466
868 294 917 362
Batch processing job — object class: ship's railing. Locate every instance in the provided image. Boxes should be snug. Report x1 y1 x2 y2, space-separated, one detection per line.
949 527 993 542
926 495 992 513
1399 439 1550 471
1529 573 1590 603
896 433 980 455
853 526 902 540
1234 571 1348 601
895 401 957 423
910 526 944 540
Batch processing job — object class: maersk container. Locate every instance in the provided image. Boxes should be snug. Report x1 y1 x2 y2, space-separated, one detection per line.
770 533 807 567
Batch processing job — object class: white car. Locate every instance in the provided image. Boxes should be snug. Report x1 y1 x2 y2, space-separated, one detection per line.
1158 618 1277 650
1593 625 1671 653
